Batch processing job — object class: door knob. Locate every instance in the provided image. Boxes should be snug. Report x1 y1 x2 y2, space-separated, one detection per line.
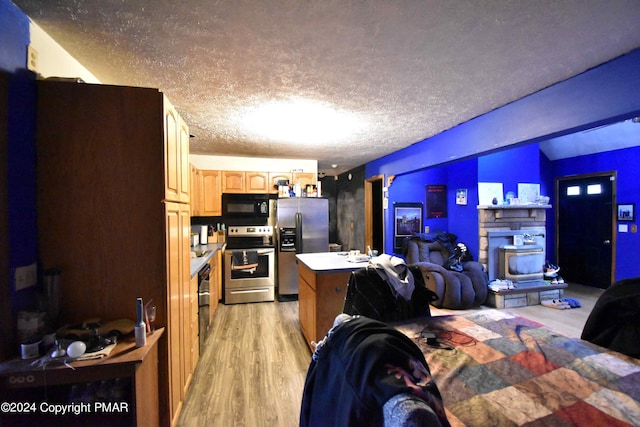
603 240 611 245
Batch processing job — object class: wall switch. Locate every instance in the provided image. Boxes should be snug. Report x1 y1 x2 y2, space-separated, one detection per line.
424 226 430 233
15 262 37 291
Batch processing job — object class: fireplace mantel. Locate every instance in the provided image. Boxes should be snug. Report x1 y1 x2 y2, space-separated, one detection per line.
477 205 551 209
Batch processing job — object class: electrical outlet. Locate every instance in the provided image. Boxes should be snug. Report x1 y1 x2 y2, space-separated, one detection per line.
27 44 38 73
424 225 430 233
15 262 37 291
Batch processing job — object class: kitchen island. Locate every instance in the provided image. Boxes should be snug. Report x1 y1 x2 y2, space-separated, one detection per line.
296 252 370 350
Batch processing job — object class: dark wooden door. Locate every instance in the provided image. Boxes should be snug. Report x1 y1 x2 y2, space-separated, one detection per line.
557 174 614 288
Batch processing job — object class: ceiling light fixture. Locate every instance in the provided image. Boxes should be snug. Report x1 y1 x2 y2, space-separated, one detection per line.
236 98 366 144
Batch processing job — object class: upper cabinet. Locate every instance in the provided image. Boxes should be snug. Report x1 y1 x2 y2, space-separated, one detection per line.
200 170 222 215
191 166 222 216
222 171 270 193
222 170 245 193
190 169 316 202
190 164 201 216
164 96 190 203
245 172 270 193
293 172 316 189
268 172 292 194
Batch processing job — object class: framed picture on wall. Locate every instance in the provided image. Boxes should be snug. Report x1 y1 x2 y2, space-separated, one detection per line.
456 189 468 205
426 184 447 218
393 202 423 252
617 203 635 221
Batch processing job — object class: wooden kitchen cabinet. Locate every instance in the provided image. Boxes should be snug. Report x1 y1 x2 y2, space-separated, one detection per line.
36 80 192 426
222 171 270 193
268 172 292 193
165 96 190 204
210 250 221 317
190 168 221 217
199 170 222 216
188 274 199 383
297 262 350 351
222 170 245 193
190 164 201 216
292 172 316 188
245 171 270 193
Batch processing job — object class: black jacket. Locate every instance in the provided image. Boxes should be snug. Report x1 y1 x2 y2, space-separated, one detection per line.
581 277 640 358
343 265 437 322
300 316 450 427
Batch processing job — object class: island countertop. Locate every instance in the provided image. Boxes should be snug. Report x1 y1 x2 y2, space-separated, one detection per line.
295 251 370 273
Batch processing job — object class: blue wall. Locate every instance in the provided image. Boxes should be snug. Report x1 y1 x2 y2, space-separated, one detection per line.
553 146 640 280
369 49 640 282
368 49 640 178
1 0 39 310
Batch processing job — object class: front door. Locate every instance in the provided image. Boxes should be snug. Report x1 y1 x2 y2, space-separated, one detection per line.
556 173 615 288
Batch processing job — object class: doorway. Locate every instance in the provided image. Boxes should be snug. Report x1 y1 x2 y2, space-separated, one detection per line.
365 175 384 254
556 172 615 288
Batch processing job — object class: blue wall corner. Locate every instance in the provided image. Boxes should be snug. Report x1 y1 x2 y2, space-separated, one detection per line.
1 0 40 310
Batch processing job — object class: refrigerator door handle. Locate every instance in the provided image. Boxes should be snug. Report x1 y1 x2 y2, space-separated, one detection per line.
295 212 302 253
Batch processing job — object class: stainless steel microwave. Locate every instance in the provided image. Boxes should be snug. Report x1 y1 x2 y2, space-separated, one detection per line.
222 193 274 224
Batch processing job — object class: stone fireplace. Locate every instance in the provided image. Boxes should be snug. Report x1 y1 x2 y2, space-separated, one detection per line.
478 204 566 308
478 205 549 280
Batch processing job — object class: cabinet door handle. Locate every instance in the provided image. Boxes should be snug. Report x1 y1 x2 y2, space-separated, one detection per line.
335 287 342 293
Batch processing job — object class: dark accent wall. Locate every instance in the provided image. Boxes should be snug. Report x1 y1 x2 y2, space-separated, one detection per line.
334 166 366 252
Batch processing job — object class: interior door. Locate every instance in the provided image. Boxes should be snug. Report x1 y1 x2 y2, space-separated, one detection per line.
556 173 615 288
365 175 385 254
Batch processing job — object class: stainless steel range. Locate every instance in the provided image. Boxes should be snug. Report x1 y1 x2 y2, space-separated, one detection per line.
223 225 275 304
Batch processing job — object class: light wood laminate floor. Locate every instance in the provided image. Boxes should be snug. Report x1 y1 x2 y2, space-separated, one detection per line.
178 283 603 426
177 300 311 427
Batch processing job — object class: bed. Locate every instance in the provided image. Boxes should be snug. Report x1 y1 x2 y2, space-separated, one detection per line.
393 309 640 426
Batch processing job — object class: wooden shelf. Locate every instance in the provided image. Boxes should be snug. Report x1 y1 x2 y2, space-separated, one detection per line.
0 329 164 426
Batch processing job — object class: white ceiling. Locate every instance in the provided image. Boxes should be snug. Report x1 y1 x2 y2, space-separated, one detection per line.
13 0 640 175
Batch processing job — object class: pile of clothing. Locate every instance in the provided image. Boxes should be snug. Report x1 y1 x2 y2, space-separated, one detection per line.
541 298 581 310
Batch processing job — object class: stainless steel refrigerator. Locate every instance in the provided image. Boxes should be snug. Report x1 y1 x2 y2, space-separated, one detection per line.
276 198 329 299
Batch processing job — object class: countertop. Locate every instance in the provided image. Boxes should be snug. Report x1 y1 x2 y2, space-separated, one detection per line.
190 243 225 278
296 252 371 273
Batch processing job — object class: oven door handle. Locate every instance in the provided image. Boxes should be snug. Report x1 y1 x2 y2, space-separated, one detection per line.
255 249 274 255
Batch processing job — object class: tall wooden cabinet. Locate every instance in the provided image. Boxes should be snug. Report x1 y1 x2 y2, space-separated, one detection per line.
36 81 191 426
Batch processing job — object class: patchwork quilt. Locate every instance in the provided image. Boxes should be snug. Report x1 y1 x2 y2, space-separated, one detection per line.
394 310 640 426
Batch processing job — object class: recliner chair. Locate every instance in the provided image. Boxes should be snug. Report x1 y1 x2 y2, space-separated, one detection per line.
404 238 488 309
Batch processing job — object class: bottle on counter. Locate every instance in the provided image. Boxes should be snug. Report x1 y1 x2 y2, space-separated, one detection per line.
134 297 146 347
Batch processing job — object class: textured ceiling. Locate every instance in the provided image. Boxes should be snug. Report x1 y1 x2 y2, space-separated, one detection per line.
12 0 640 175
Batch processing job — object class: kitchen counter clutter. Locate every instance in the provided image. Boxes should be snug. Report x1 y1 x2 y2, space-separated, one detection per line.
296 252 370 350
0 328 164 426
190 243 225 278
